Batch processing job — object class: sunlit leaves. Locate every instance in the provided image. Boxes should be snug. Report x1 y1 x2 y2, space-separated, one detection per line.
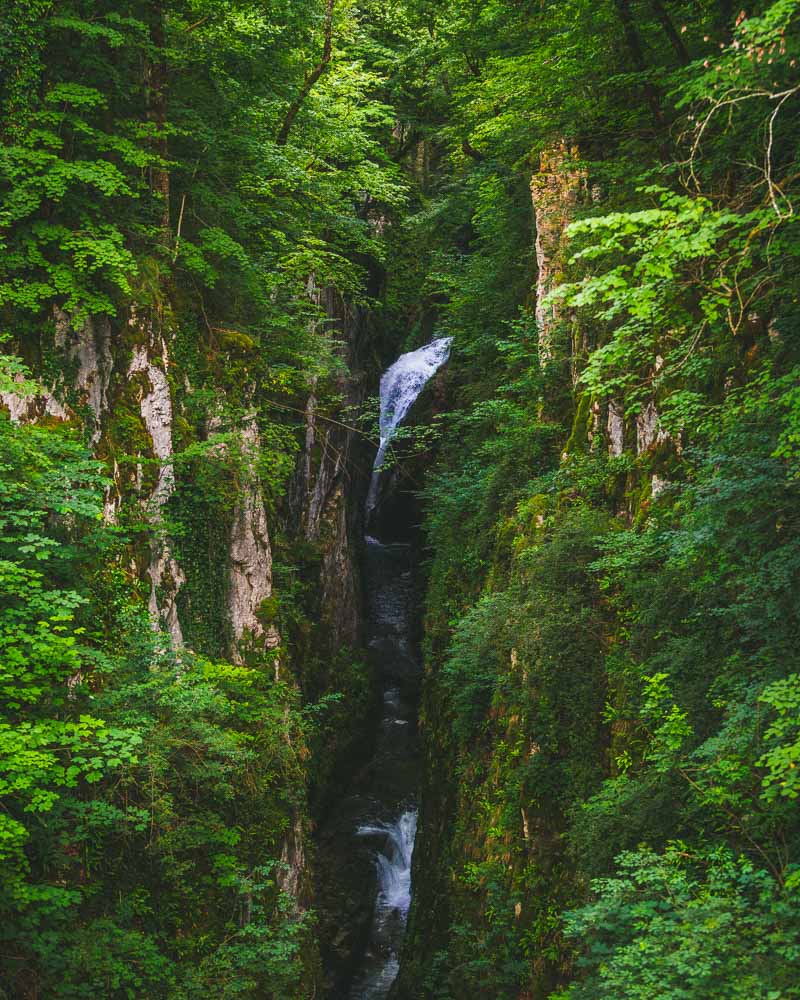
759 675 800 801
564 847 800 999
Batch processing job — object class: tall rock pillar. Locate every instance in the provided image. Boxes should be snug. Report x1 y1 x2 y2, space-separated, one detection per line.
530 143 586 366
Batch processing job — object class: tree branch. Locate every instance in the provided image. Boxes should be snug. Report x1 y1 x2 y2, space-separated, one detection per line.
461 138 485 162
276 0 335 146
183 15 211 33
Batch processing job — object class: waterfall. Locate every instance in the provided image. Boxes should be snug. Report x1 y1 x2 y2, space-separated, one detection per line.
366 337 453 516
356 810 417 918
346 338 452 1000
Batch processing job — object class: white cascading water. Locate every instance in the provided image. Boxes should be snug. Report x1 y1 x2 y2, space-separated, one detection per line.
375 812 417 912
354 809 418 990
349 338 452 999
366 337 453 516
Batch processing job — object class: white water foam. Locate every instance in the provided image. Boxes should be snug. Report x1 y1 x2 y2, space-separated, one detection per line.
366 337 452 515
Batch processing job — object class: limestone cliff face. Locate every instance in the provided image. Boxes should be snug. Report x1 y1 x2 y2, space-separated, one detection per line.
228 413 281 664
0 289 367 656
52 307 114 443
0 286 371 944
607 399 626 457
126 327 185 645
0 305 189 643
530 143 587 365
0 308 111 432
288 286 368 653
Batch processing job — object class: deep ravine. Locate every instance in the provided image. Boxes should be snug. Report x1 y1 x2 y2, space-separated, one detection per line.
321 340 452 999
347 536 419 998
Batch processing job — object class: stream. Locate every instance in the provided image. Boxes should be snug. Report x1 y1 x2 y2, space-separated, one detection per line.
344 338 452 999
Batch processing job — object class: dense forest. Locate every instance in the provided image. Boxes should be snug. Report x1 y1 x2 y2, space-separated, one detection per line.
1 1 799 998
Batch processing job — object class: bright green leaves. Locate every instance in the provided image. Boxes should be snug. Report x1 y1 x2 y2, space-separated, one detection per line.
563 846 800 1000
0 181 136 317
0 558 85 709
0 403 109 726
0 412 142 915
47 13 133 49
552 189 746 406
640 672 693 773
44 83 108 110
173 226 252 289
759 675 800 801
0 716 137 813
1 221 138 319
0 12 148 324
538 1 800 436
0 351 37 401
560 408 800 993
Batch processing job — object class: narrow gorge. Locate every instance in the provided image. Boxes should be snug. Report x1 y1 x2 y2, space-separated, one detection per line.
318 340 451 998
1 3 799 1000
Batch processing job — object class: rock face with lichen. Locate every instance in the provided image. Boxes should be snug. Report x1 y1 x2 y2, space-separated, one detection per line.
530 142 587 365
607 399 625 457
396 146 682 1000
0 305 189 644
0 284 372 973
127 330 185 645
53 306 113 443
228 414 280 663
288 287 367 652
0 307 111 430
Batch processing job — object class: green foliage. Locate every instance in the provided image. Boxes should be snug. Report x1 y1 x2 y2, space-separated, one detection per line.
0 384 316 994
388 2 800 997
759 675 800 801
4 0 800 996
0 405 139 908
562 847 800 999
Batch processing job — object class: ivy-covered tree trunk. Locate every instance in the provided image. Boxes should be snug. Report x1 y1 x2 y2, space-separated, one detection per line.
145 0 170 233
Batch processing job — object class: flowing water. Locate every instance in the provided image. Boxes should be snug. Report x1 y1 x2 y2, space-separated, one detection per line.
365 337 453 517
348 339 452 999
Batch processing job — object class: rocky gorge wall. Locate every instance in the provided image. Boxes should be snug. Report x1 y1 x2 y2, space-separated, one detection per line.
394 146 680 1000
0 275 380 989
5 4 794 996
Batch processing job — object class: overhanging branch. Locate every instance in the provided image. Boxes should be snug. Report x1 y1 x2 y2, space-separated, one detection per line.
276 0 336 146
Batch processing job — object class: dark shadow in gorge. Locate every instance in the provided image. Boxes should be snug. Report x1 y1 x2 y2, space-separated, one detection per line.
315 459 426 1000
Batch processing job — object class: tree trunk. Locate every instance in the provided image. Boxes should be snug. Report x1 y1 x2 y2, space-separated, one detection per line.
614 0 664 125
146 1 170 233
648 0 690 65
